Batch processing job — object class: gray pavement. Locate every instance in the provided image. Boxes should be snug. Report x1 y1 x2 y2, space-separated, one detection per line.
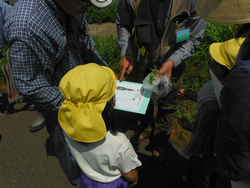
0 91 189 188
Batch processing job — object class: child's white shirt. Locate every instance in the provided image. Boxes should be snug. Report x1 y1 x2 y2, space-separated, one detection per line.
63 131 142 183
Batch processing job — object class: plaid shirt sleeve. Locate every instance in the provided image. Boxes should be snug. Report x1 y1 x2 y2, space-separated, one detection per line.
9 32 65 111
4 0 108 111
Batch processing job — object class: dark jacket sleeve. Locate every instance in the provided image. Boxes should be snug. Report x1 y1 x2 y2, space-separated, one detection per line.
201 60 250 181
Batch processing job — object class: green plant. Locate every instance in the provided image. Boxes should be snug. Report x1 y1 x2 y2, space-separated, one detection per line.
149 65 158 84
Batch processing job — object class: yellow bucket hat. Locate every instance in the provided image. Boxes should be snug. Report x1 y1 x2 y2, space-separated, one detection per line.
58 63 116 143
209 38 245 70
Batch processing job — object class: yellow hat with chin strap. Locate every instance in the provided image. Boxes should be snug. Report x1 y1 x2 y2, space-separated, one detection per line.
58 63 116 143
209 37 245 70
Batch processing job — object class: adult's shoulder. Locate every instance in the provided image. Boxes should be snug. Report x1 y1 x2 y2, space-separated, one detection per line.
5 0 63 33
5 0 37 28
4 0 67 45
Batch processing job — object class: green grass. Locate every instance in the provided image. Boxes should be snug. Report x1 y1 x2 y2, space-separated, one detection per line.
85 0 118 24
92 35 121 76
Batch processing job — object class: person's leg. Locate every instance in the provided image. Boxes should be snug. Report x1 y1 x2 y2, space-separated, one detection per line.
137 99 154 137
130 99 154 145
154 76 183 143
152 76 183 164
26 101 46 132
42 108 80 186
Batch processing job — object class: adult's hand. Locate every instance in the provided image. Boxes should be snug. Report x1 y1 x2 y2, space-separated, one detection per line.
118 55 134 81
156 59 174 78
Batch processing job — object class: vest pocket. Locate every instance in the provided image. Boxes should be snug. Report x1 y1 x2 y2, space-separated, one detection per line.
134 20 153 44
173 11 189 30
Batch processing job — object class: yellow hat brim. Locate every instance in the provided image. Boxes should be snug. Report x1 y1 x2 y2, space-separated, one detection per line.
209 38 246 70
209 42 228 68
59 101 107 143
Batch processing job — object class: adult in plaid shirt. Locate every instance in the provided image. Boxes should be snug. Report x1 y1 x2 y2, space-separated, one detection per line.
4 0 114 186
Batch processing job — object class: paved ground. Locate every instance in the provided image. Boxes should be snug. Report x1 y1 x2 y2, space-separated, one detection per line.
0 23 189 188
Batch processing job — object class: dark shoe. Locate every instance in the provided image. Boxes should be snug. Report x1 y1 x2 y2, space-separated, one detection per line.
29 112 46 132
152 146 166 168
176 174 194 188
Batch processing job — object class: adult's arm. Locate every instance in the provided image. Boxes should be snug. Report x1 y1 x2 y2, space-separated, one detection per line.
166 0 206 70
8 36 65 111
4 14 108 111
116 0 135 80
116 0 135 59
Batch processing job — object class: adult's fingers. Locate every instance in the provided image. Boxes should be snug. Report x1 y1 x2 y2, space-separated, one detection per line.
156 60 174 78
119 67 126 81
126 64 133 74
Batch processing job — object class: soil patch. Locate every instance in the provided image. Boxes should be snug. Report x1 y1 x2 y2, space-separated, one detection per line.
88 22 117 38
0 77 6 91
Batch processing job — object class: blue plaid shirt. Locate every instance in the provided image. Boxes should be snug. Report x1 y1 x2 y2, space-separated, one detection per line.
4 0 108 111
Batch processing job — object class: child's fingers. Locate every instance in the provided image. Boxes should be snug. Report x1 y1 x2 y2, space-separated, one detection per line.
179 89 185 94
131 181 137 186
178 89 186 100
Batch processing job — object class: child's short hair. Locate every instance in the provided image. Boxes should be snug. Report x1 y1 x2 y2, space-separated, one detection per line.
58 63 116 143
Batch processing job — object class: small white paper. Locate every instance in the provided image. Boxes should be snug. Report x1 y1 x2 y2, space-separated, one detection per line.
114 81 152 114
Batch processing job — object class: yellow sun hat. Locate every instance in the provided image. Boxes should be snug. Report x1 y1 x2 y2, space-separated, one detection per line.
58 63 116 143
209 38 245 70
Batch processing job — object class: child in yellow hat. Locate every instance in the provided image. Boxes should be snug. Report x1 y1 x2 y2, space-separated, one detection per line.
58 63 141 187
176 37 245 188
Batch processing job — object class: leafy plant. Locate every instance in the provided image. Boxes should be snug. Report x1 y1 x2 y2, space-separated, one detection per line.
149 65 158 84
